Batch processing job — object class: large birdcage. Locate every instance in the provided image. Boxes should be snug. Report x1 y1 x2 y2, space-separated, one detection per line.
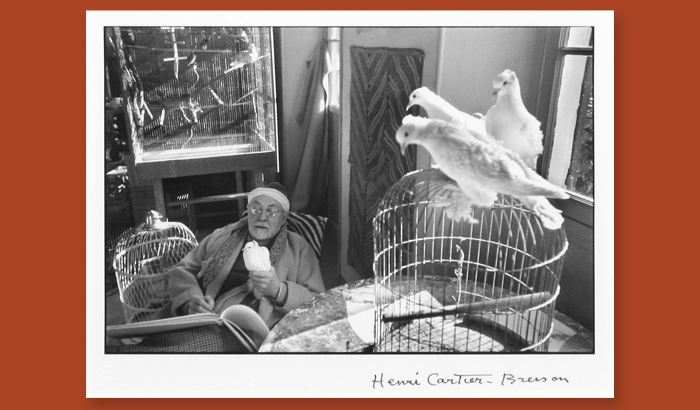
113 211 198 323
113 26 278 164
373 169 568 352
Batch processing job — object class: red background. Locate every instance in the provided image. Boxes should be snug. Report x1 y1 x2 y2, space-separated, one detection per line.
6 0 693 407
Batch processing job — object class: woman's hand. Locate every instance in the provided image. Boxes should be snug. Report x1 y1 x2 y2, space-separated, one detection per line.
249 267 281 299
187 295 215 314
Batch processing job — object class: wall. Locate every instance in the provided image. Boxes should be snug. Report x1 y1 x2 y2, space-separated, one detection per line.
439 27 551 129
557 215 594 331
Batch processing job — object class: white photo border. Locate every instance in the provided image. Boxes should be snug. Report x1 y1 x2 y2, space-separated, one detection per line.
87 10 613 398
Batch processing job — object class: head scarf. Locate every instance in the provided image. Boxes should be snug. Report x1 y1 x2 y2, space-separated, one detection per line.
248 182 290 212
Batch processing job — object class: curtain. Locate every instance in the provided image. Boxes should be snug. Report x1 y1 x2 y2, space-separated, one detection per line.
289 40 332 216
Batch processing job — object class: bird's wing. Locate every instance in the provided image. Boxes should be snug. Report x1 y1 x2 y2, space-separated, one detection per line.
517 195 565 230
425 94 491 139
455 114 492 144
520 114 544 161
436 131 565 199
492 147 568 198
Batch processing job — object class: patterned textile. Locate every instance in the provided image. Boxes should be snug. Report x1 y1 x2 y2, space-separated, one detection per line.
200 221 288 289
348 46 424 278
286 212 327 262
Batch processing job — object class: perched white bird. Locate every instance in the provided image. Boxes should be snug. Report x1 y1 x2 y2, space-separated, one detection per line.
226 43 258 72
242 240 271 272
484 69 544 168
406 87 490 142
396 115 569 229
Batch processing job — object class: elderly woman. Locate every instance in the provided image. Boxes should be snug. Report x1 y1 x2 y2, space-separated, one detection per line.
167 182 325 329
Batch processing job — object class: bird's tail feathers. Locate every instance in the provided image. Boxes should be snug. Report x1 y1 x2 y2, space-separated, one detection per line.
517 196 565 230
520 164 570 199
498 179 569 199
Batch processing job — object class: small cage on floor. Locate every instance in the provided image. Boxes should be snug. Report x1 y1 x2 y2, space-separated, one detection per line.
373 169 568 352
115 26 278 163
112 211 198 323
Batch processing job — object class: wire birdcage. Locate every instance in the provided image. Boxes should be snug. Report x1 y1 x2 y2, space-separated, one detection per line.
373 169 568 352
114 26 278 163
113 211 198 323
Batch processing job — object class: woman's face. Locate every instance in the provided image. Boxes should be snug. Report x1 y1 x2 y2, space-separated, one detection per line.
247 195 287 244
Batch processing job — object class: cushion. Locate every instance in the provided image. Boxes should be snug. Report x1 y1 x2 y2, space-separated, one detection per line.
286 212 327 262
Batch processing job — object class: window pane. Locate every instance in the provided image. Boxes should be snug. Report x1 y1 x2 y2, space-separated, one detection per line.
565 56 593 197
548 55 593 198
566 27 593 48
327 27 341 109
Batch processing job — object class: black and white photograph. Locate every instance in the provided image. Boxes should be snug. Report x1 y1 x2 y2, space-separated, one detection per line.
87 10 613 397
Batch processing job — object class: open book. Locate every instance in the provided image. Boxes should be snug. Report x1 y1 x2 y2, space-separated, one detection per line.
107 305 270 352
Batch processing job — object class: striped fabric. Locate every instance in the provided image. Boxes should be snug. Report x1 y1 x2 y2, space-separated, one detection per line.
286 212 327 262
241 210 327 262
347 46 424 278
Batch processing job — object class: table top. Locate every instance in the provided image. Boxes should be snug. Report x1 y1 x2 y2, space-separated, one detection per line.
260 278 593 353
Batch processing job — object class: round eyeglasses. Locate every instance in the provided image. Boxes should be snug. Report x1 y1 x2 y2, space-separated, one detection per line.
248 204 283 218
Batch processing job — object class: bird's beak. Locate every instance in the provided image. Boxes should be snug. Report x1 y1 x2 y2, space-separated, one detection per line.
400 142 407 156
492 88 500 96
406 101 414 111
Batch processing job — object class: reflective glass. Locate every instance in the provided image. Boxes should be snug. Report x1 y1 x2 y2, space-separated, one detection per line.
548 55 593 198
566 27 593 48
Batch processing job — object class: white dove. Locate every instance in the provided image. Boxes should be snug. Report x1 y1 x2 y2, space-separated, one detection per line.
226 43 259 73
406 87 491 142
242 240 271 272
484 69 544 168
243 240 271 300
396 115 569 229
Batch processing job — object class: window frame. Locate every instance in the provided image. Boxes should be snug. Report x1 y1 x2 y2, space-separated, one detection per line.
541 27 594 227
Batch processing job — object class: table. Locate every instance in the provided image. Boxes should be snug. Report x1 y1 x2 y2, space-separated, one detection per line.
259 279 593 353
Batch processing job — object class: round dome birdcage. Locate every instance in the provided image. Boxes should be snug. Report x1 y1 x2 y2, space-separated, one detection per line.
373 169 568 352
113 211 198 323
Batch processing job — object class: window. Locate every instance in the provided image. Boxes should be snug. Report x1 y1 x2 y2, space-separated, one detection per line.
544 27 594 201
326 27 341 112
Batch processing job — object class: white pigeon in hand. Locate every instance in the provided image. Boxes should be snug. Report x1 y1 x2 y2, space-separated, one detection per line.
484 69 544 168
243 240 271 300
396 115 569 228
243 240 271 271
406 87 492 143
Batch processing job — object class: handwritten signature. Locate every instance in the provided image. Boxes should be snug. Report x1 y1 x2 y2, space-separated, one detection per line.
371 373 569 388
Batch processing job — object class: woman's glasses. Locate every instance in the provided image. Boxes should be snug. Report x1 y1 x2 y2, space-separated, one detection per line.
248 204 283 218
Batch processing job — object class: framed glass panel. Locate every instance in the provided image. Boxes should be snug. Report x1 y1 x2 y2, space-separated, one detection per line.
566 27 593 48
548 54 593 199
